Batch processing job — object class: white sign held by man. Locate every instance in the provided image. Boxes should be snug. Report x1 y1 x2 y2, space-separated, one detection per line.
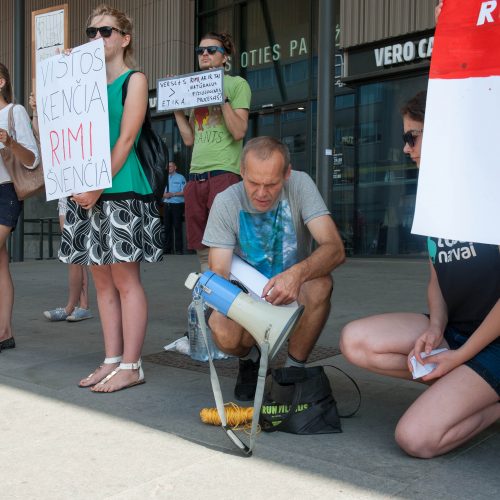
157 68 224 112
36 39 112 201
412 0 500 244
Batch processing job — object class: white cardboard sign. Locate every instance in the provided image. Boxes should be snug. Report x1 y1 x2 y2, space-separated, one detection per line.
36 39 112 201
411 1 500 244
157 68 224 112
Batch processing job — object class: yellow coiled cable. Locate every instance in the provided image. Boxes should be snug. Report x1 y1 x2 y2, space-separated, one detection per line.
200 402 256 431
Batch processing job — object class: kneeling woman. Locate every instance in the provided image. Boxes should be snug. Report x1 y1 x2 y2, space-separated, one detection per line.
340 91 500 458
59 5 163 392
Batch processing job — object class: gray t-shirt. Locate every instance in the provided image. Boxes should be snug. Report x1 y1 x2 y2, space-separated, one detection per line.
203 170 330 278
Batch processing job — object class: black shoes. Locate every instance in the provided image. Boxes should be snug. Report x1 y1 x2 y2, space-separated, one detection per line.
234 357 259 401
0 337 15 352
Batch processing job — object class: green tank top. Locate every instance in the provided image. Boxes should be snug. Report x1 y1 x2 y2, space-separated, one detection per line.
104 70 152 196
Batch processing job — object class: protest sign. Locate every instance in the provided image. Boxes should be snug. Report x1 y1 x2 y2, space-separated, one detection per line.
157 68 224 112
36 39 112 201
31 4 68 85
412 0 500 245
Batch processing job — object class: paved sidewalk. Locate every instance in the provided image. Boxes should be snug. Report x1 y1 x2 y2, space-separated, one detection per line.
1 256 498 499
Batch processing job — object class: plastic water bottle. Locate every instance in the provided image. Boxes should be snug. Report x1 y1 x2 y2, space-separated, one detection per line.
188 299 229 361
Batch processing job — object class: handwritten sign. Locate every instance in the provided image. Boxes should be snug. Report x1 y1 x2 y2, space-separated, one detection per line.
36 39 112 201
157 68 224 112
31 4 69 83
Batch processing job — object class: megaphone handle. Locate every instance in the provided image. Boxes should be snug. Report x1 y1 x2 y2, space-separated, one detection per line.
249 341 269 450
194 299 252 455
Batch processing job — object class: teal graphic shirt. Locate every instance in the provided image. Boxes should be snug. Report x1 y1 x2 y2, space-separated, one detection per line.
238 200 297 278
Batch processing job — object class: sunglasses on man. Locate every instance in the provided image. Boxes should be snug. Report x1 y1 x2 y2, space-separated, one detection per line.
195 46 225 56
402 129 423 148
86 26 127 38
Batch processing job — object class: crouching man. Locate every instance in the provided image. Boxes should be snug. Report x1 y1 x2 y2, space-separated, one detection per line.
203 136 345 400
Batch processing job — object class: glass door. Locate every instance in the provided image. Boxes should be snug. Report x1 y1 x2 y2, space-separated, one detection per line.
247 102 309 174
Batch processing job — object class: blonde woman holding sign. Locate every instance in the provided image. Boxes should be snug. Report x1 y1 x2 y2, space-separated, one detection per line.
0 63 39 353
59 5 162 392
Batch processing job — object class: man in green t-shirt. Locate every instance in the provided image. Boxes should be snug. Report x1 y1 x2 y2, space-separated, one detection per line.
174 31 251 271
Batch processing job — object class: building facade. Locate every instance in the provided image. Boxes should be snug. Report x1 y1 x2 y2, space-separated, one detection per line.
2 0 437 258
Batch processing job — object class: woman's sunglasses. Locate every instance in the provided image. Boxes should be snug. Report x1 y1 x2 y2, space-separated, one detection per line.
195 46 225 56
402 129 423 147
86 26 126 39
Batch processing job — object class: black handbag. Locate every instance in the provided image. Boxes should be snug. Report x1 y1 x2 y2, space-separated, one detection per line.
121 71 168 200
259 366 360 435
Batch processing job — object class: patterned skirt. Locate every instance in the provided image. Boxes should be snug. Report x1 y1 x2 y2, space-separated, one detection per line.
59 197 163 265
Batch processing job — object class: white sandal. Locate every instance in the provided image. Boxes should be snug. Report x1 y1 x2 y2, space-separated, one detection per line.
78 356 122 388
92 358 145 392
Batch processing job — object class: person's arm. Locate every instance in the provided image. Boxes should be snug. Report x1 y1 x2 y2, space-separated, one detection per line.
73 72 148 210
220 105 249 141
0 105 38 167
0 130 36 166
174 110 195 146
208 247 234 279
110 72 148 177
422 299 500 381
29 92 39 136
435 0 443 24
164 177 186 198
262 214 345 305
409 262 449 368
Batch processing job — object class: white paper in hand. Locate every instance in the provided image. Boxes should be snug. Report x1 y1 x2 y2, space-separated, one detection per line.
230 255 298 307
410 348 448 379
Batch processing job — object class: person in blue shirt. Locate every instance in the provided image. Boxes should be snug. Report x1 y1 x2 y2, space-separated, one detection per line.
162 161 186 254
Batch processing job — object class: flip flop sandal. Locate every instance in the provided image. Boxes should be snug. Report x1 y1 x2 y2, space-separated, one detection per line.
91 359 145 393
78 356 122 388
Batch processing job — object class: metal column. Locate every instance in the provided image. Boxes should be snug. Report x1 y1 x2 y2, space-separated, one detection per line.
12 0 25 261
315 0 335 210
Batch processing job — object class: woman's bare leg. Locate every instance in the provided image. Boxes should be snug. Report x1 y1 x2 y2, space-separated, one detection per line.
396 365 500 457
0 225 14 341
92 262 147 392
340 313 433 379
79 264 122 387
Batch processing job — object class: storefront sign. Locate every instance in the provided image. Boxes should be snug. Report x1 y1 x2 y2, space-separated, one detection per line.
374 37 433 67
345 32 434 81
36 39 112 201
239 37 308 69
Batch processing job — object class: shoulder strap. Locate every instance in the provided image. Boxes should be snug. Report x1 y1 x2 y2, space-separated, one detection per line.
194 296 268 456
121 70 152 129
121 70 139 106
7 104 17 140
323 364 362 418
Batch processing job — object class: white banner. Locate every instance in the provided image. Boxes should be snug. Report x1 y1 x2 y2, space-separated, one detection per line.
157 68 224 112
412 0 500 244
36 39 112 201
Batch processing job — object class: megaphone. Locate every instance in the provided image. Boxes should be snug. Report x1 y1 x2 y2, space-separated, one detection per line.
185 271 304 359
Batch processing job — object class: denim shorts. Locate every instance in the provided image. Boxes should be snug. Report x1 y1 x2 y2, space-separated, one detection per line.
0 183 22 230
444 325 500 397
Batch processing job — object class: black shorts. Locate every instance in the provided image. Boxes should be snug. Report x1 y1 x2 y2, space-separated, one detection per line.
444 325 500 397
0 183 22 231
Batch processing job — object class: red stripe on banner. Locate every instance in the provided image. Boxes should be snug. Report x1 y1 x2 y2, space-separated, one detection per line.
430 0 500 79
